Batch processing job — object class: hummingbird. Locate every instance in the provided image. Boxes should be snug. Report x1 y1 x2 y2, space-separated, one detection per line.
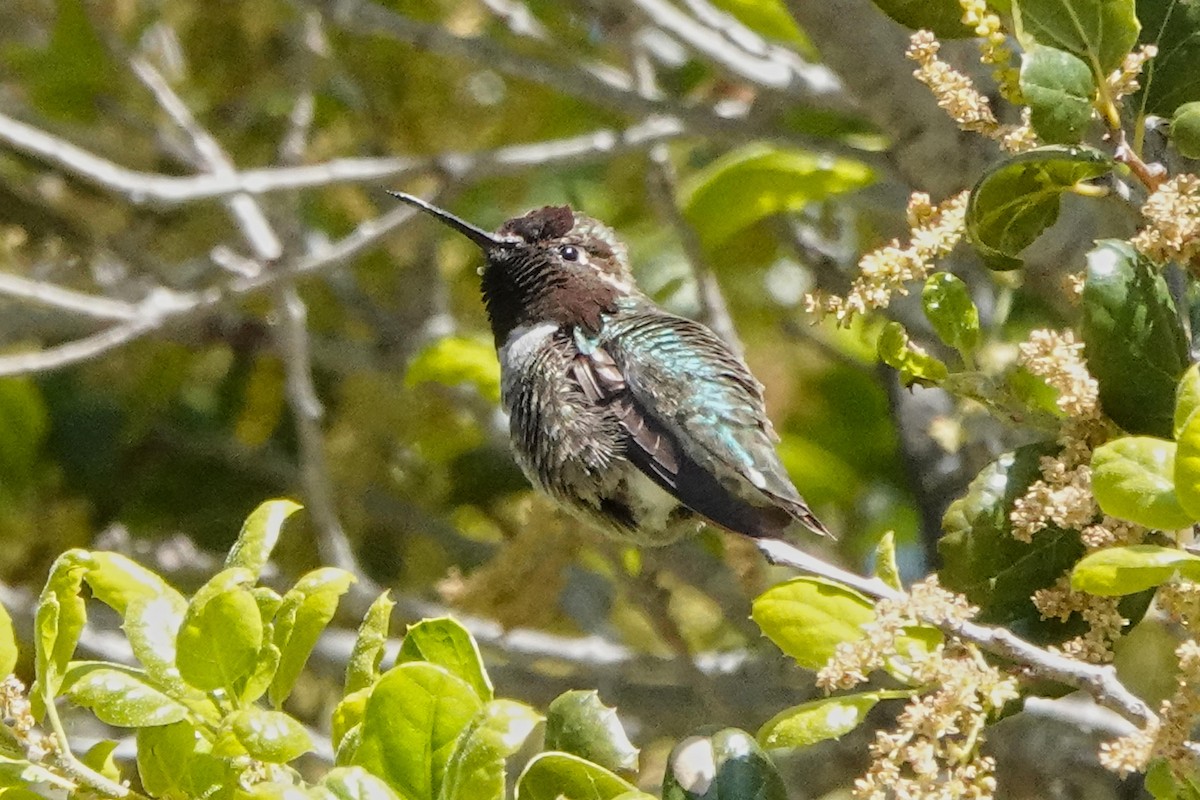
390 192 831 546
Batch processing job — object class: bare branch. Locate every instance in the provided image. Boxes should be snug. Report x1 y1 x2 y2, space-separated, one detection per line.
0 273 140 322
0 109 684 206
754 537 1159 728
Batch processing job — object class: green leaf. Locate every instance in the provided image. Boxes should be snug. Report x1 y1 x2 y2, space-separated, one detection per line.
1091 437 1195 529
226 708 312 763
661 728 787 800
1072 544 1200 595
0 603 16 678
224 499 303 579
137 720 232 800
704 0 809 46
1082 240 1189 437
61 663 188 727
346 591 394 695
758 692 906 750
319 767 403 800
965 145 1113 270
81 740 121 783
176 569 263 693
544 691 639 775
864 0 970 37
877 322 948 387
269 567 355 707
0 755 61 789
333 689 371 752
751 577 874 671
397 618 492 703
873 531 903 592
1136 0 1200 116
1171 102 1200 158
439 699 541 800
241 642 281 705
1019 46 1095 144
1176 364 1200 440
33 550 88 708
1174 409 1200 519
939 444 1090 642
406 337 502 404
123 593 191 698
352 663 483 800
516 753 643 800
921 273 981 358
680 144 873 250
1013 0 1140 77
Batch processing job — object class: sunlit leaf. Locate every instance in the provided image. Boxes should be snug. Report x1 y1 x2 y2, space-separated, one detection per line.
751 577 873 671
61 662 188 727
1072 545 1200 595
397 617 492 703
176 568 262 693
440 699 541 800
224 499 303 579
226 708 312 763
1176 364 1200 440
0 604 16 678
319 767 403 800
516 753 644 800
921 273 980 359
1091 437 1195 530
406 337 501 404
269 567 355 707
759 692 907 750
544 691 638 775
865 0 970 37
877 322 948 387
346 591 394 695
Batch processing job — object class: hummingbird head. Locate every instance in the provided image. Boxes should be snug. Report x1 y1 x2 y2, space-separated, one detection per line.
390 192 636 344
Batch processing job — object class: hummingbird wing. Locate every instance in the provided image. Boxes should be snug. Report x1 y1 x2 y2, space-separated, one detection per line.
573 312 830 539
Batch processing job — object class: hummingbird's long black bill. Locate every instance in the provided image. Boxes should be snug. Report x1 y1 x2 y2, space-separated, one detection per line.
388 191 513 251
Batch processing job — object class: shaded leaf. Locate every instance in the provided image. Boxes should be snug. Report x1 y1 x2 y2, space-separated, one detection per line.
0 378 48 493
1072 544 1200 595
1013 0 1140 76
662 728 787 800
864 0 970 38
1020 46 1095 144
406 337 501 404
965 145 1113 270
545 690 638 775
873 531 903 591
1172 102 1200 158
1137 0 1200 115
1082 240 1189 437
921 273 980 358
877 322 948 387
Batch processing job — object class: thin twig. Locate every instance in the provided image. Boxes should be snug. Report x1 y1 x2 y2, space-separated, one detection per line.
0 273 140 322
754 537 1158 728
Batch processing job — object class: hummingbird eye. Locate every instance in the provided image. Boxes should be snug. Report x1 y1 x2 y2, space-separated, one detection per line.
559 245 580 262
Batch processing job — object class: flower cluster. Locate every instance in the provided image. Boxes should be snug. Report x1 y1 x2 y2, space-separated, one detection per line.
1032 574 1127 663
817 579 1016 800
906 31 1035 153
1108 45 1158 102
958 0 1020 104
805 192 968 325
0 675 53 763
1100 641 1200 780
1133 173 1200 268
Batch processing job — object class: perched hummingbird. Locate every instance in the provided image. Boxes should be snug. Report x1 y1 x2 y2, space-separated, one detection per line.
391 192 831 546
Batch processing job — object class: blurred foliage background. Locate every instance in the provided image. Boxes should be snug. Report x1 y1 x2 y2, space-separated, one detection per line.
0 0 1132 796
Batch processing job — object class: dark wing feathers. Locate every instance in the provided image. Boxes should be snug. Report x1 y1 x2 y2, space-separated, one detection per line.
573 310 829 539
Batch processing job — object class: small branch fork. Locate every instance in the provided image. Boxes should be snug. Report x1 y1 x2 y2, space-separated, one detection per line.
755 538 1158 729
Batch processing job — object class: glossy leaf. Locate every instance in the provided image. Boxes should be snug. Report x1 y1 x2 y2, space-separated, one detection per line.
397 617 492 703
136 720 231 800
752 577 873 671
33 550 88 706
1013 0 1140 77
1176 364 1200 440
516 753 643 800
241 642 281 705
1072 545 1200 595
680 144 873 250
440 699 541 800
346 591 394 695
319 767 403 800
877 322 948 387
406 337 502 404
61 663 188 727
544 690 639 775
939 445 1088 642
921 273 980 358
269 567 355 707
1091 437 1195 529
661 728 787 800
1136 0 1200 115
175 568 263 693
124 593 190 697
1082 240 1189 437
865 0 970 37
1019 46 1094 144
965 145 1113 270
227 708 313 763
1171 102 1200 158
352 662 482 800
224 499 302 579
1174 409 1200 519
758 691 907 749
